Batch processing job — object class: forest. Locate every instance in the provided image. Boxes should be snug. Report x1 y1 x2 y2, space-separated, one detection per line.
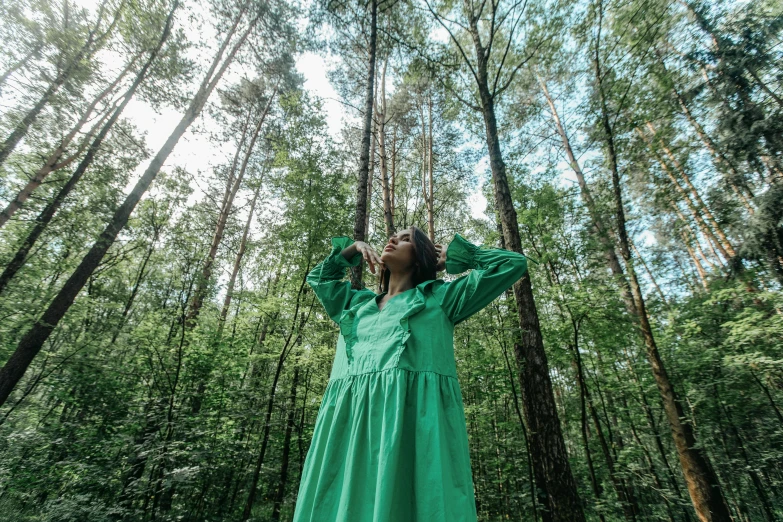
0 0 781 520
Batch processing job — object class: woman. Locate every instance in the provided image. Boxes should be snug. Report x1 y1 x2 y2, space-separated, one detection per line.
292 227 528 522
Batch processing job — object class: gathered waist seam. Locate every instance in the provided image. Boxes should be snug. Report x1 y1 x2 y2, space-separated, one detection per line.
329 367 458 382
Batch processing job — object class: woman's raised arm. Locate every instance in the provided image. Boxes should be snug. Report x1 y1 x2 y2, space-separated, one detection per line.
306 236 377 323
432 233 528 324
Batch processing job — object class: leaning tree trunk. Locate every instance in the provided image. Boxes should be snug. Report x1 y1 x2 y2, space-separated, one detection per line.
471 31 585 522
0 0 261 407
216 181 262 339
0 0 121 167
186 87 276 329
350 0 378 289
666 75 755 213
594 32 732 517
186 90 275 416
0 28 165 298
0 57 136 228
646 122 736 257
538 75 636 315
635 127 731 262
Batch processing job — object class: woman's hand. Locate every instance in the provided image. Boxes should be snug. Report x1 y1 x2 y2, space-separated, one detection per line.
434 243 448 272
354 241 384 274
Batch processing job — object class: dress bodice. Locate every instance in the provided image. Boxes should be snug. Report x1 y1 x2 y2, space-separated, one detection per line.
328 284 457 379
305 233 529 381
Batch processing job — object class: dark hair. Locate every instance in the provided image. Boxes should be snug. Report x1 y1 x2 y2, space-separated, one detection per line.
378 226 438 293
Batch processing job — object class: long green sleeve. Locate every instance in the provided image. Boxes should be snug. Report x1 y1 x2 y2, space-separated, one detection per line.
306 236 375 323
433 233 528 324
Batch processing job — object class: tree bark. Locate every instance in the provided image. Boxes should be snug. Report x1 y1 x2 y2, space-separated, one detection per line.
377 58 395 237
271 365 299 522
0 0 260 407
186 87 276 328
0 56 136 228
594 9 731 515
216 181 262 339
390 125 397 214
365 113 376 237
468 21 585 521
0 0 122 166
427 93 435 240
419 96 429 234
350 0 377 289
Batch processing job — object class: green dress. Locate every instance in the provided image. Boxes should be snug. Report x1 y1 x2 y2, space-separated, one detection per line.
292 233 528 522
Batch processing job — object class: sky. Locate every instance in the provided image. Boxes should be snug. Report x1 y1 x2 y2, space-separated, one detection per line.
64 0 490 223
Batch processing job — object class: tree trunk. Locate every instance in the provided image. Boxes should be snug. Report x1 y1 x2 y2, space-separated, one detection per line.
672 205 720 270
186 87 276 329
0 0 260 407
390 125 397 214
471 29 585 521
538 75 637 314
427 93 435 240
0 57 136 228
217 181 262 339
377 58 394 237
365 114 376 237
667 77 755 213
271 365 300 522
594 16 732 515
679 228 710 290
645 122 736 257
419 97 429 233
636 127 731 262
350 0 377 289
242 278 308 520
110 226 159 344
218 108 253 223
0 0 122 166
630 241 668 305
0 25 167 297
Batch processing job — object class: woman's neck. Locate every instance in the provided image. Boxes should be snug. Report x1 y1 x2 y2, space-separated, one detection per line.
386 272 416 296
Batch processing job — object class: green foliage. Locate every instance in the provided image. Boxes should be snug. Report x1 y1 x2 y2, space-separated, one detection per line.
0 0 782 520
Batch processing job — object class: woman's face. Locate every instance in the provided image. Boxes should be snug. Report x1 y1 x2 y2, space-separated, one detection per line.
380 228 416 271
